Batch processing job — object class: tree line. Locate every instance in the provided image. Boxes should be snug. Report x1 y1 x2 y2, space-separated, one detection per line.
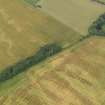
24 0 41 7
88 13 105 36
0 43 62 83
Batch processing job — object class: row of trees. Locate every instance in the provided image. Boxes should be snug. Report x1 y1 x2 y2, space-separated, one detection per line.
0 43 62 82
88 13 105 36
24 0 41 7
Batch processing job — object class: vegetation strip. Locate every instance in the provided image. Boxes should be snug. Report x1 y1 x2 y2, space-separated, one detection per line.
24 0 41 7
88 13 105 36
0 43 62 83
92 0 105 5
0 34 92 84
64 35 91 50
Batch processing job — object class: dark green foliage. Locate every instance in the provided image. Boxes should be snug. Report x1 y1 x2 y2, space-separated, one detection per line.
24 0 40 7
88 13 105 36
0 43 62 83
78 35 90 41
92 0 105 5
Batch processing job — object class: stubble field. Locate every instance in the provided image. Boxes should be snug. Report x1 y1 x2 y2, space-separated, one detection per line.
0 0 81 70
0 0 105 105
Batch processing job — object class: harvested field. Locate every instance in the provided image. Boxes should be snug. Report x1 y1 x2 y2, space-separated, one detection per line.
42 0 105 34
0 0 81 70
1 36 105 105
0 0 105 105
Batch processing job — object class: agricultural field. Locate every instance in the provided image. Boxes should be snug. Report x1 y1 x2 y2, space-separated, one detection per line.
0 0 81 70
0 0 105 105
1 36 105 105
42 0 105 34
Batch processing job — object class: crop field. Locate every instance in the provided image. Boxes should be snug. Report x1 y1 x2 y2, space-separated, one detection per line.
42 0 105 34
0 0 105 105
0 0 82 70
0 36 105 105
